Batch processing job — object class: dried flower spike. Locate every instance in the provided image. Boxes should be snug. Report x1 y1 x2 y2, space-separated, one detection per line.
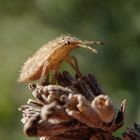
18 35 103 82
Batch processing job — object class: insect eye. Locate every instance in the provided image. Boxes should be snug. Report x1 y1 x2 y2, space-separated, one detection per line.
64 40 70 45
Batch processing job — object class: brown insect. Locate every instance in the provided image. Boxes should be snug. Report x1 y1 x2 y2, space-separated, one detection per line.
18 35 103 82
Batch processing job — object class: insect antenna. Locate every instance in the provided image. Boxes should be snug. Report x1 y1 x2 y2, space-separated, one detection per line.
79 45 97 53
79 41 104 53
82 41 104 45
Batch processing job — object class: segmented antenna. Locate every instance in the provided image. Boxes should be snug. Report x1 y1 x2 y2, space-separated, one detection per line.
80 41 104 53
82 41 104 45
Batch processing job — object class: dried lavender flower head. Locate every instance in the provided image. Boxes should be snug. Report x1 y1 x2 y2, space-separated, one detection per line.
18 35 103 82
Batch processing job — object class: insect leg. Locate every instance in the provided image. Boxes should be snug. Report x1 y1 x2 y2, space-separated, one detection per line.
41 75 50 86
40 62 50 85
51 70 58 84
64 55 82 77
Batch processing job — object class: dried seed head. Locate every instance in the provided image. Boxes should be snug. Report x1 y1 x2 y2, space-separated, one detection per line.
18 35 103 82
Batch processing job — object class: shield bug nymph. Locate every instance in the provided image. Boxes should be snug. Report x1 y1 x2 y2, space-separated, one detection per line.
18 35 103 82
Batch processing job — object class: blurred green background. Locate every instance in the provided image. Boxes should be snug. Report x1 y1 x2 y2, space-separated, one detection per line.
0 0 140 139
